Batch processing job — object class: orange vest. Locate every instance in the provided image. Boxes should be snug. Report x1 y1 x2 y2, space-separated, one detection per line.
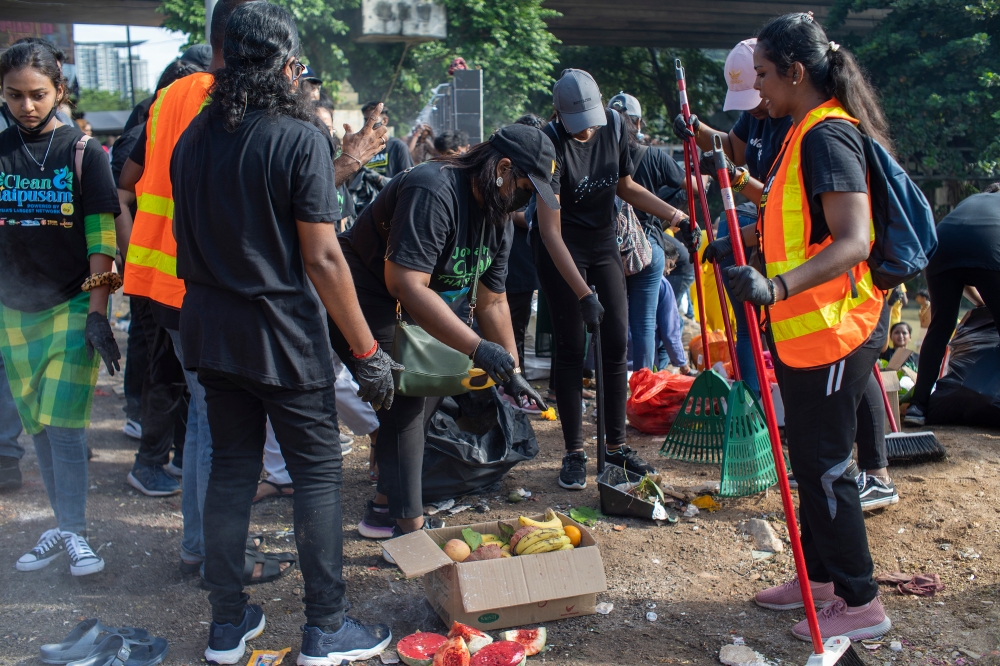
757 100 883 369
123 72 213 308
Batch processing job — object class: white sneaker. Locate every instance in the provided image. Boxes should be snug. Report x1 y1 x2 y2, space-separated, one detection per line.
63 532 105 576
122 419 142 440
16 528 65 571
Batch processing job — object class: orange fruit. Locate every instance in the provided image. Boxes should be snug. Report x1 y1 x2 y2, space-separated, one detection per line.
564 525 582 547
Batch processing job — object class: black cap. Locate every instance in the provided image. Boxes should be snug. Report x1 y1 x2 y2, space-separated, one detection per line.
489 124 560 211
180 44 212 70
300 65 322 83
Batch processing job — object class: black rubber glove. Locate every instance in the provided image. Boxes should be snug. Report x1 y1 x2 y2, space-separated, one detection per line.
471 340 515 384
579 291 605 333
699 150 738 182
504 373 548 412
672 113 700 140
674 223 702 256
702 236 734 264
355 344 403 411
85 312 121 376
725 266 775 306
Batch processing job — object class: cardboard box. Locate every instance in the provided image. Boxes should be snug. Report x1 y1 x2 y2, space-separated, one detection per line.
880 370 901 431
382 513 607 631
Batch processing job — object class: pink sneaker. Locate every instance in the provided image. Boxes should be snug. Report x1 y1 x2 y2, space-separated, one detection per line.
754 578 837 611
792 596 891 642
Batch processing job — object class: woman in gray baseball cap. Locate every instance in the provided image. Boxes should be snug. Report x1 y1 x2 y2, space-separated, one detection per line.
535 68 692 491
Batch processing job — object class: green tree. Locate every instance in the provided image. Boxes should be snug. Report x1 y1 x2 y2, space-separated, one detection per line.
828 0 1000 179
76 89 149 112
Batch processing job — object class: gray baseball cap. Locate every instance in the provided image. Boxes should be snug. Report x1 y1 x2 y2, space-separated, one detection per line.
553 69 607 134
608 91 641 119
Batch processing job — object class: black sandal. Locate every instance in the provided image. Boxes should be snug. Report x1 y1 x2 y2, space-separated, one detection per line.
242 548 296 585
252 480 294 503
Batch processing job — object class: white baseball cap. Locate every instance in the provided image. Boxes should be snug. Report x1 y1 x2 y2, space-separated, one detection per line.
723 38 762 112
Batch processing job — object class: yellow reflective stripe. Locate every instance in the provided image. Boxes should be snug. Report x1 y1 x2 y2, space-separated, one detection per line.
771 272 878 342
147 86 169 155
126 244 177 278
136 192 174 220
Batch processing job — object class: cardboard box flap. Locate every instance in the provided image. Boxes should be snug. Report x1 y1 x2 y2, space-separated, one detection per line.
880 370 900 392
887 347 912 371
382 531 452 579
457 545 607 613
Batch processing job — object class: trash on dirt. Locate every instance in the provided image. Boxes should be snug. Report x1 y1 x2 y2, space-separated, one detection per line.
718 643 768 666
732 637 744 646
889 641 902 652
595 602 613 615
958 548 980 560
379 650 400 664
651 501 669 521
246 648 291 666
424 499 456 515
939 543 951 551
876 572 945 597
474 503 489 513
692 495 720 511
742 518 783 553
517 488 532 498
540 407 557 420
448 504 472 516
646 612 657 622
751 550 774 562
683 504 699 518
613 524 626 532
569 506 602 526
508 491 524 503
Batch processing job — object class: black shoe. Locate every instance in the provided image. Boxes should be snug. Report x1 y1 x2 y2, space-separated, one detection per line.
558 450 588 490
604 445 655 476
297 618 392 665
0 455 22 491
358 500 395 540
904 404 926 426
204 605 265 665
382 517 445 564
859 473 899 512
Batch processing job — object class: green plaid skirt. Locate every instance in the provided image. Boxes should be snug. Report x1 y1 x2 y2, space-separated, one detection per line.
0 292 99 434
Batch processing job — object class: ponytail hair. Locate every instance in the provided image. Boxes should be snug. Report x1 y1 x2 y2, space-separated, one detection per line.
757 12 893 155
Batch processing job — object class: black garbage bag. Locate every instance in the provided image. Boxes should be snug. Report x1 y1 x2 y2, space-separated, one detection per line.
421 388 539 504
927 306 1000 427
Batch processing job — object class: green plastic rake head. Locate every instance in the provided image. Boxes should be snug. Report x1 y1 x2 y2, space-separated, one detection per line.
659 370 730 464
720 380 779 497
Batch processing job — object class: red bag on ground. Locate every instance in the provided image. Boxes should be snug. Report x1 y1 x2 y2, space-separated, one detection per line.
626 368 696 435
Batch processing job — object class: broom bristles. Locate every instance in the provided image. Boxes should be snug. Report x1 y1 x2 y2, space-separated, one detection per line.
885 431 946 464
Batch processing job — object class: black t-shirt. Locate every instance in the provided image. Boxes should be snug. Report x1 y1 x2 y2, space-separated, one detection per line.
630 144 685 246
0 124 120 312
112 124 143 187
544 110 634 229
172 110 341 390
797 120 868 245
927 192 1000 276
365 136 413 178
732 112 794 180
345 161 513 302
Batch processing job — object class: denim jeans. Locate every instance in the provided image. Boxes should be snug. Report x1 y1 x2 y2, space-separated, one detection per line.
625 240 665 371
0 353 24 459
717 213 761 395
168 329 213 563
198 369 347 628
34 425 88 534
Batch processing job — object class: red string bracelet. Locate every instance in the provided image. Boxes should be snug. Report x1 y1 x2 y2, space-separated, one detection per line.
353 340 378 359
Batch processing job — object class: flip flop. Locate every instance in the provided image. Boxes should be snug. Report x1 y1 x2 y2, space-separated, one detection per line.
64 635 131 666
123 637 168 666
180 533 264 575
252 480 294 503
41 621 151 664
243 548 296 585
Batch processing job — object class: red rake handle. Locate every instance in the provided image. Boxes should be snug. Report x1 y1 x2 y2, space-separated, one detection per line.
711 135 824 655
872 364 899 433
675 59 740 379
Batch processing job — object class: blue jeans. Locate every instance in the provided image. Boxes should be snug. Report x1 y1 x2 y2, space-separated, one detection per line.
169 329 213 563
34 426 88 534
626 241 665 371
718 212 760 395
0 353 24 459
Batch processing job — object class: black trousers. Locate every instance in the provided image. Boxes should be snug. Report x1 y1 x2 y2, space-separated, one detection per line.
507 291 534 369
773 343 881 607
855 372 887 470
132 297 187 467
532 225 628 451
198 370 347 628
123 301 148 422
912 266 1000 408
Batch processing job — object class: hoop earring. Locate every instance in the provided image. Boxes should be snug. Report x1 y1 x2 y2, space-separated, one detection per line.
496 176 503 187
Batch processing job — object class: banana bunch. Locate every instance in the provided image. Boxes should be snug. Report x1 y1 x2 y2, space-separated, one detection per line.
480 534 505 546
514 527 572 555
518 508 562 530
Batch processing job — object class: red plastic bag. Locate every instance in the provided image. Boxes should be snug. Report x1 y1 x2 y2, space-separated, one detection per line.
626 368 696 435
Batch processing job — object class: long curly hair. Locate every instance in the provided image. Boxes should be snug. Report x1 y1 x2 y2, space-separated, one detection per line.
208 2 312 132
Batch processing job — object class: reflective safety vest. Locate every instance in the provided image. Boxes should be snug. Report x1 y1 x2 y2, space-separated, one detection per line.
123 73 213 308
757 100 883 369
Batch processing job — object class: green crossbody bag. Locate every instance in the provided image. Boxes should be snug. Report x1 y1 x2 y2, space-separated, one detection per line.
391 216 496 397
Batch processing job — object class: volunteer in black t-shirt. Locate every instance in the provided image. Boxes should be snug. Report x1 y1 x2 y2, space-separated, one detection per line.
0 42 121 577
707 13 894 640
170 5 394 661
534 69 692 491
336 124 551 545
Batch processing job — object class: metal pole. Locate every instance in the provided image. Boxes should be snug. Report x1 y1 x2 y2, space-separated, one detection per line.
205 0 218 44
125 26 136 107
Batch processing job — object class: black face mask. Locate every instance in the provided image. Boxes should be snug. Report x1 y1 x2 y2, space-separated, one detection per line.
7 103 58 136
507 186 533 212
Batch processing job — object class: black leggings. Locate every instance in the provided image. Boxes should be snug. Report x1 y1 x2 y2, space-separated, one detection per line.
912 266 1000 409
856 372 887 470
532 224 628 451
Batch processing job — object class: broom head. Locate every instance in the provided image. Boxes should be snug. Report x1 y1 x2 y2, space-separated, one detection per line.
886 431 946 465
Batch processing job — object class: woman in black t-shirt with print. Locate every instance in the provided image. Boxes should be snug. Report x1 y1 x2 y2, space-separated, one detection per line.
534 69 693 491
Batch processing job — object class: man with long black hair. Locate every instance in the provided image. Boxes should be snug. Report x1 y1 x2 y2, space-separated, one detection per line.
171 3 395 663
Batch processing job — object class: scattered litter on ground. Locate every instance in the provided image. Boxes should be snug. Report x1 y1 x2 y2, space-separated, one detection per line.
751 550 774 562
595 602 613 615
508 491 524 503
474 502 489 513
424 499 456 515
742 518 783 553
876 572 945 597
380 649 400 664
683 504 699 518
613 524 626 532
692 495 720 511
246 648 290 666
939 543 951 551
517 488 532 498
718 643 768 666
646 612 657 622
958 547 980 560
889 641 902 652
447 504 472 516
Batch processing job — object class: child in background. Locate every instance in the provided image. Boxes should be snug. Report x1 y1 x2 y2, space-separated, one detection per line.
915 288 931 329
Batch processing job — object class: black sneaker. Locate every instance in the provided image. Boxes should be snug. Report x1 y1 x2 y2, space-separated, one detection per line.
204 604 265 665
381 517 445 564
604 445 655 476
904 404 926 426
558 450 588 490
63 532 105 576
858 473 899 511
0 455 22 491
16 528 64 571
297 619 392 665
358 500 395 540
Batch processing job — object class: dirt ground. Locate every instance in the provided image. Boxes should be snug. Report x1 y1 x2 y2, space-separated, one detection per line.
1 320 998 666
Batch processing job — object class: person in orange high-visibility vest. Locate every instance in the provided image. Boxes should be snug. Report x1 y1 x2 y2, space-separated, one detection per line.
702 13 894 642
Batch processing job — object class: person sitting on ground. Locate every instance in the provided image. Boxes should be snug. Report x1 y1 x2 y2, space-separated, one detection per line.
915 288 931 329
171 3 396 663
880 322 919 371
1 41 121 576
434 129 470 157
654 240 692 374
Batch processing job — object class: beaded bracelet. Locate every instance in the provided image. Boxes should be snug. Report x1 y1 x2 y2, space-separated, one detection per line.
732 168 750 193
81 272 123 293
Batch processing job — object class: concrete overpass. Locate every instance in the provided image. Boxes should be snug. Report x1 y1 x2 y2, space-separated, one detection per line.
0 0 881 47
